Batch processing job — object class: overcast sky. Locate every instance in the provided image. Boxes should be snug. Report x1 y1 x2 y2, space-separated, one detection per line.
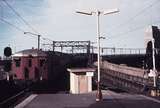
0 0 160 56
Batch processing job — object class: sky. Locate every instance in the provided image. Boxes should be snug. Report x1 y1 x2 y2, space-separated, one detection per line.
0 0 160 56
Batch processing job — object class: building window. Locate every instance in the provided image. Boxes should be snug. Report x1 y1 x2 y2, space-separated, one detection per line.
24 68 29 79
14 58 21 67
40 59 45 67
34 67 39 79
28 59 32 67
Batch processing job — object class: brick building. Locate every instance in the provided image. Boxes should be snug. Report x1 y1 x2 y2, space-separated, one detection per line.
12 49 48 81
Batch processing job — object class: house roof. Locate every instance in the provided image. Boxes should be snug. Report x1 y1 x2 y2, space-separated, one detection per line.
12 49 47 57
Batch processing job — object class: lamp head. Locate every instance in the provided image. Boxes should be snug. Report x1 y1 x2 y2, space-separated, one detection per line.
76 11 92 15
103 8 119 15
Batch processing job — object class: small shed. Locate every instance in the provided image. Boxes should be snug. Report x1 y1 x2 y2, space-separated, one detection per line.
67 68 95 94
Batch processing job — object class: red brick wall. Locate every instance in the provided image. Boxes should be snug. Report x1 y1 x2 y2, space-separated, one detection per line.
12 56 48 80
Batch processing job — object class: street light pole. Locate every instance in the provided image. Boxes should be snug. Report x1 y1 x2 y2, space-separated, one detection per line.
76 9 119 101
24 32 42 80
38 35 40 50
152 38 157 87
24 32 41 50
96 10 102 102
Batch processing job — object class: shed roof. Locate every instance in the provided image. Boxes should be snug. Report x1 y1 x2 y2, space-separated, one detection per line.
67 68 95 73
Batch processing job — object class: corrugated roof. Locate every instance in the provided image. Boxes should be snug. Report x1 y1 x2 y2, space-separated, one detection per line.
12 49 47 57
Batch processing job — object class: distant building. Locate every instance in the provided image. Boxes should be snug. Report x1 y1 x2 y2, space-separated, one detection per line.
145 26 160 52
145 26 160 70
12 49 48 80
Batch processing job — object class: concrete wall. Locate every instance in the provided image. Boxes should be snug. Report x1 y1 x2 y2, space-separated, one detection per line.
102 61 145 77
94 61 151 93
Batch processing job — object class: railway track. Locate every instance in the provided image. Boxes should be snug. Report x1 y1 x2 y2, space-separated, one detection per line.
0 88 31 108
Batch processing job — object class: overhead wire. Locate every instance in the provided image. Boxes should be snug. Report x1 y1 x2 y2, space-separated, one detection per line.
2 0 55 44
1 0 54 45
0 0 55 53
0 17 40 39
107 19 160 40
2 0 39 34
106 0 160 34
0 1 3 19
0 17 25 32
106 0 160 40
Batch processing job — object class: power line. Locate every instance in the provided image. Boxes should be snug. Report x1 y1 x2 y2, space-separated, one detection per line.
0 17 40 39
2 0 55 43
0 1 3 19
0 17 25 32
107 26 144 40
106 0 160 34
107 19 160 40
42 37 53 42
2 0 39 34
0 1 55 52
108 0 160 31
